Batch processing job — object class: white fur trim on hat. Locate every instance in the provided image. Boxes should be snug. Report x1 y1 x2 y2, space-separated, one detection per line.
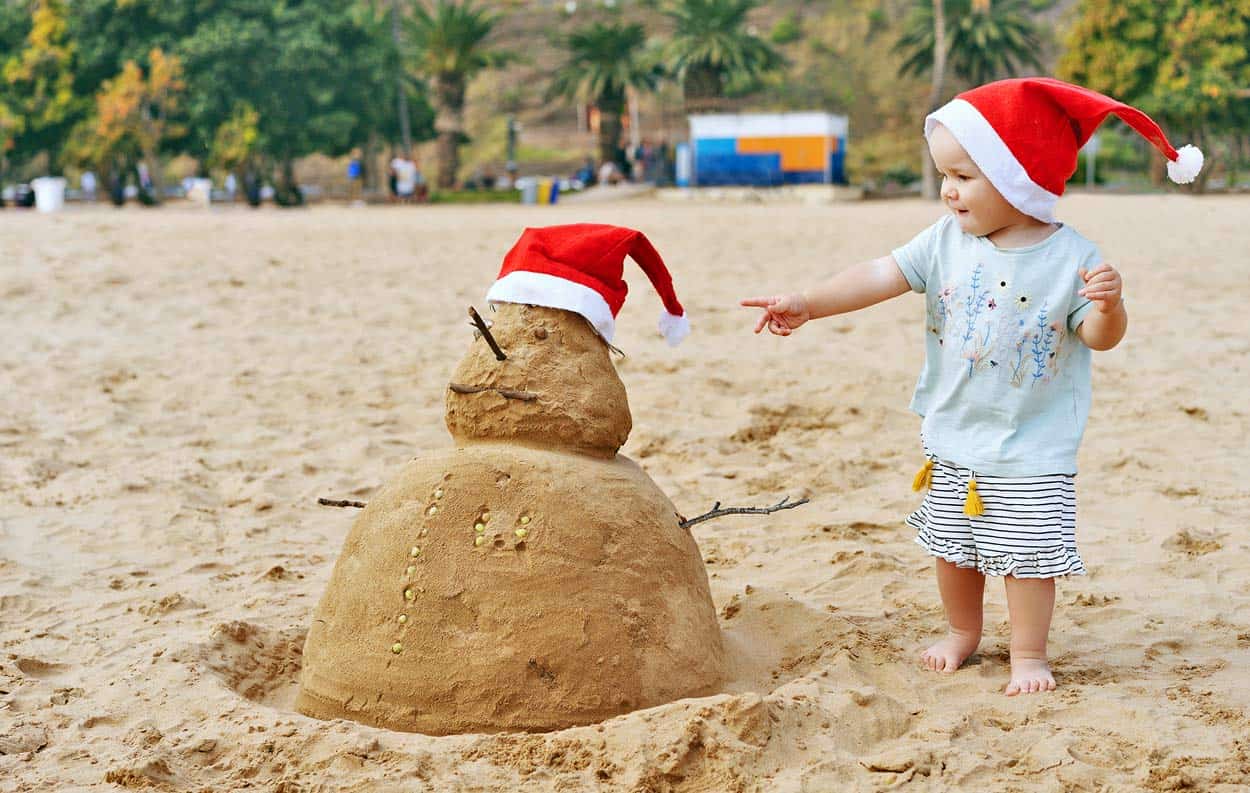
657 311 690 347
1166 144 1203 184
926 98 1063 223
486 271 617 342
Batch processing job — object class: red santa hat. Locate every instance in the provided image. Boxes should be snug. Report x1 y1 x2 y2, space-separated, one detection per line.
485 223 690 346
926 77 1204 223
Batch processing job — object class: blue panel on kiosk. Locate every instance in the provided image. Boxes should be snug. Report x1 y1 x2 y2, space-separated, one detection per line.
694 138 782 186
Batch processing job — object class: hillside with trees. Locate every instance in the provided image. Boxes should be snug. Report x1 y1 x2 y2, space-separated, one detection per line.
1 0 1245 198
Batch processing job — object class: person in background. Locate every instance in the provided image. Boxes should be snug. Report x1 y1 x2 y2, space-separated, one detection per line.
347 149 364 206
80 170 97 202
643 140 660 185
575 156 596 187
658 138 674 186
597 160 621 186
411 157 428 203
387 152 399 202
633 140 648 182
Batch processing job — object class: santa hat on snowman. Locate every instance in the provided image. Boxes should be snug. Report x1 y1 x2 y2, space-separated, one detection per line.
486 223 691 346
925 76 1203 223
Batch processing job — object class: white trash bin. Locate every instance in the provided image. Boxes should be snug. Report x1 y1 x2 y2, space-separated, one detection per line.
187 177 213 207
31 176 67 213
516 177 538 205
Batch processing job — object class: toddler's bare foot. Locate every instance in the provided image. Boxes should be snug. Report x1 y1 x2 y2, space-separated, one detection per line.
920 631 980 673
1005 657 1055 695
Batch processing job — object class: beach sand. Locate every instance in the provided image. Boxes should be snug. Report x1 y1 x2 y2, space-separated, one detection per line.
1 195 1247 791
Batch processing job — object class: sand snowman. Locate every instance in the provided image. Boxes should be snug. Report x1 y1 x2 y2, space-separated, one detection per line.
297 224 726 735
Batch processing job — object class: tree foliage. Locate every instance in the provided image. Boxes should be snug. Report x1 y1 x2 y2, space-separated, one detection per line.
549 20 659 164
405 0 510 188
659 0 784 112
1059 0 1250 188
895 0 1048 88
2 0 80 171
0 0 433 184
68 48 185 169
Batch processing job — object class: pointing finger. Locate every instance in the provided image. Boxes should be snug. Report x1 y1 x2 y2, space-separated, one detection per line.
740 296 780 308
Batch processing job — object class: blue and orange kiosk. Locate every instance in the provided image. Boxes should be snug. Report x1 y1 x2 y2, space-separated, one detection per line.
688 112 848 187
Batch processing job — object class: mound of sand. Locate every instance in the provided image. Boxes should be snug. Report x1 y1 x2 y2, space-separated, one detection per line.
297 303 723 733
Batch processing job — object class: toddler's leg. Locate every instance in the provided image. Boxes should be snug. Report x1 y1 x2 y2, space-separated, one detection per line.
1003 575 1056 695
921 558 984 673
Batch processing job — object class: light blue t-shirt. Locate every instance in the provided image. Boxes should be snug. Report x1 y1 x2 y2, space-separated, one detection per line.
892 215 1100 476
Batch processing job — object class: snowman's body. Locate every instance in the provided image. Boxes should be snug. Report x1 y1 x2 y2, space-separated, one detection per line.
297 304 724 734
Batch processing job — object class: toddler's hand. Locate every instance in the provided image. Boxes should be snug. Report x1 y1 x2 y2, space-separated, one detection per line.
1078 264 1123 313
740 293 810 336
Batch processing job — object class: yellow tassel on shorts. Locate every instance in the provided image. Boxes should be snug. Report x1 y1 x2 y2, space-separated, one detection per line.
963 477 985 516
911 460 934 492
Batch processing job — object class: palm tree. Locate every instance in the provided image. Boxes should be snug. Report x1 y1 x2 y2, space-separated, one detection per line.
405 0 508 189
660 0 784 114
897 0 1047 197
549 21 659 167
924 0 948 200
897 0 1047 89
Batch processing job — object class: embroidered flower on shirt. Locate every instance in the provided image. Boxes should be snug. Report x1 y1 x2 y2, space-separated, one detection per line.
1031 302 1055 385
997 278 1010 290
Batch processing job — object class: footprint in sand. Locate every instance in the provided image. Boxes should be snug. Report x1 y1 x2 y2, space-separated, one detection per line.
1162 529 1222 556
14 657 68 678
189 621 306 709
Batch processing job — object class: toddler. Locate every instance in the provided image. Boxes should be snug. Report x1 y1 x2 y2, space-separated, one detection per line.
742 78 1202 695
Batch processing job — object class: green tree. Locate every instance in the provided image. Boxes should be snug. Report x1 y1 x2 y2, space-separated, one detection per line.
405 0 510 189
59 0 431 199
207 103 260 179
1059 0 1250 191
0 2 32 174
660 0 784 113
2 0 81 174
66 48 185 201
550 21 659 167
173 1 428 201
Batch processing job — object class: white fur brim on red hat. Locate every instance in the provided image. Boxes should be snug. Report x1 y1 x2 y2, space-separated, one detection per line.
486 271 691 347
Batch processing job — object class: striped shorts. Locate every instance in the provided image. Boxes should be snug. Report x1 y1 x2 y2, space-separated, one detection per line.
906 453 1086 579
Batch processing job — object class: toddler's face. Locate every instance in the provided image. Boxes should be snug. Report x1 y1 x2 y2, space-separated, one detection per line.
927 123 1025 237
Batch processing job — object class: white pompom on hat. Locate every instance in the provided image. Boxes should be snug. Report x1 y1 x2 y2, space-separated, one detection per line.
926 77 1204 222
486 223 690 346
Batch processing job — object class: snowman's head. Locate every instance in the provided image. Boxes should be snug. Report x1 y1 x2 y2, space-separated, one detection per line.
445 303 632 457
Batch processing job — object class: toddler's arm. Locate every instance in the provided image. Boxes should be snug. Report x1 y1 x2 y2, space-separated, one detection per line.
741 255 911 336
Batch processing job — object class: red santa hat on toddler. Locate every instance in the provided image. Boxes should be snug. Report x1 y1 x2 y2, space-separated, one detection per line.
485 223 690 346
926 77 1203 223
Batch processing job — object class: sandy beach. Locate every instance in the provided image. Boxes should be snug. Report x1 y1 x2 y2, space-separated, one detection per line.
2 194 1248 791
